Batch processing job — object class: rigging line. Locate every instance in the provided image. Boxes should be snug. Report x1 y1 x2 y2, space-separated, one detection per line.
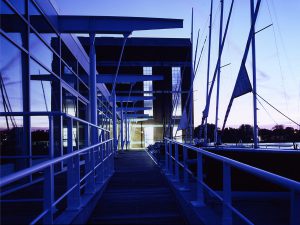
0 75 10 130
193 29 201 71
111 34 130 94
168 51 189 135
256 92 300 127
268 0 296 81
40 80 48 112
0 74 17 127
195 36 207 74
256 95 278 126
265 0 288 112
211 2 221 32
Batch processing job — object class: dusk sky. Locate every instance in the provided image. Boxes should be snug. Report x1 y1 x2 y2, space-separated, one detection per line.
56 0 300 129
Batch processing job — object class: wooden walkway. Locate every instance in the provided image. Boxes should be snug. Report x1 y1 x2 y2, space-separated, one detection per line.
88 150 188 224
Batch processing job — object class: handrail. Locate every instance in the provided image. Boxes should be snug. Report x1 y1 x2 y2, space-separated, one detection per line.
165 138 300 191
164 138 300 225
0 138 113 188
0 111 110 132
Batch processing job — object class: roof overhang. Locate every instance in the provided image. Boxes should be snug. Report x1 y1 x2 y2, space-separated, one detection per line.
58 16 183 34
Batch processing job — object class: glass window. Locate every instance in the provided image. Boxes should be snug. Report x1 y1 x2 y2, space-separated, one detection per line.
143 67 153 116
61 62 78 91
0 0 28 49
172 67 182 117
62 88 77 117
0 35 24 117
61 42 78 75
30 31 58 73
29 59 60 112
28 0 59 54
7 0 26 16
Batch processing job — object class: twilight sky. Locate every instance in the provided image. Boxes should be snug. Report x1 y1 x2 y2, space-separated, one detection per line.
57 0 300 129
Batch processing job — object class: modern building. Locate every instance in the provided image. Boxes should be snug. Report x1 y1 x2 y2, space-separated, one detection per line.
0 0 186 223
78 37 193 148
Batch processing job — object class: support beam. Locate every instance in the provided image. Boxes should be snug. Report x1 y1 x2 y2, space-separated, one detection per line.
57 16 183 34
126 114 150 118
97 74 163 83
116 107 152 112
115 96 155 102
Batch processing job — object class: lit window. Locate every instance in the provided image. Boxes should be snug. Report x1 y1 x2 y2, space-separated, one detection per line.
172 67 182 117
143 67 153 116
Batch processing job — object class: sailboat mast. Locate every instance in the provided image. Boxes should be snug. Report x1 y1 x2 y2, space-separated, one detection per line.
189 8 194 143
214 0 224 145
251 0 259 148
204 0 213 145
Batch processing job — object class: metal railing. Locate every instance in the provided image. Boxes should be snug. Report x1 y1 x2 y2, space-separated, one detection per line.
164 138 300 225
0 112 114 224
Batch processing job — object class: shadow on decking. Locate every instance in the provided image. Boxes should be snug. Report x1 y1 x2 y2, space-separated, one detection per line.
88 150 188 224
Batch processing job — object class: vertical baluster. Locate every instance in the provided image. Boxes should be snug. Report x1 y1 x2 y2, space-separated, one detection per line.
290 190 300 225
67 118 80 210
43 116 54 224
222 163 232 225
169 142 173 176
179 146 190 191
191 152 204 207
85 124 94 193
165 139 169 174
175 143 179 181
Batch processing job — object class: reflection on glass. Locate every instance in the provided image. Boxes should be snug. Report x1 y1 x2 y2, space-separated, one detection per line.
30 31 57 73
61 42 78 75
0 0 28 49
31 116 49 156
61 63 78 90
62 88 77 117
30 80 51 112
8 0 26 15
0 35 23 119
29 0 59 54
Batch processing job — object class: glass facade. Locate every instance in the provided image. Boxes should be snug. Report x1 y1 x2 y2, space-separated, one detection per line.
0 0 112 176
172 67 182 117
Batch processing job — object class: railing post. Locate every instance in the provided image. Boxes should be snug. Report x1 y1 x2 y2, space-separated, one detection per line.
179 146 190 191
191 152 204 207
97 130 104 184
43 165 54 224
85 124 94 193
43 115 54 224
222 163 232 225
164 139 169 174
67 118 81 210
175 143 179 181
290 190 300 225
169 142 173 176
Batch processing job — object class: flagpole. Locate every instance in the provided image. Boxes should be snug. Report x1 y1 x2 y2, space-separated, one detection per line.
251 0 259 148
214 0 224 145
204 0 213 145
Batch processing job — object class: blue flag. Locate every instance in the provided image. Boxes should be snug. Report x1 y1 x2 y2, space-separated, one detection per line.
222 64 252 130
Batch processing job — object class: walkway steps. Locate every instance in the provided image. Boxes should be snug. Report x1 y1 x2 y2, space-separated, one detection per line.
88 150 188 224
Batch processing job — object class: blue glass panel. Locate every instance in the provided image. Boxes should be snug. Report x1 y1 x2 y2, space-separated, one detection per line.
0 35 24 116
0 0 28 49
7 0 26 15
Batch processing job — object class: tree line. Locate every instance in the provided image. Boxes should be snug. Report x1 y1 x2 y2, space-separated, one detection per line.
194 124 300 143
